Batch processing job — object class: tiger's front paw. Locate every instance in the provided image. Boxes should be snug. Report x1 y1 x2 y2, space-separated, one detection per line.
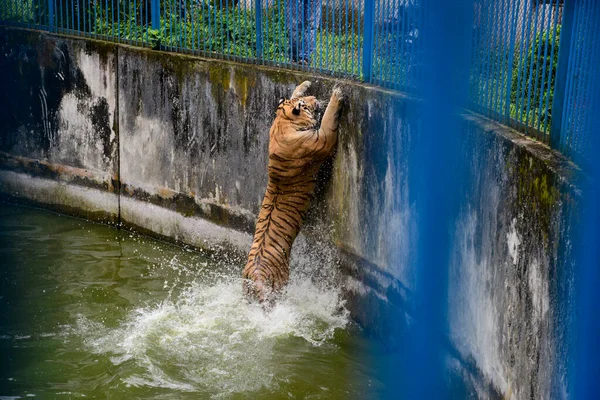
299 80 312 90
331 87 344 103
292 81 312 98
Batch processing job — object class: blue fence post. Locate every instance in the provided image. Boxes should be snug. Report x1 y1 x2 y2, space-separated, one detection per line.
151 0 161 30
47 0 55 30
256 0 263 60
362 0 375 83
549 0 575 150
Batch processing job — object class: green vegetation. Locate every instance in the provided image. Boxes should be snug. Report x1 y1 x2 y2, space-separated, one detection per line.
469 24 561 137
88 0 360 76
510 25 561 134
0 0 38 23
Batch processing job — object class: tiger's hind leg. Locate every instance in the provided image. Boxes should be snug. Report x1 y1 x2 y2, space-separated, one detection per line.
242 275 281 310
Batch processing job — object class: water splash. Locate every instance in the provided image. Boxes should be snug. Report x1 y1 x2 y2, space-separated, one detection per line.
74 262 349 396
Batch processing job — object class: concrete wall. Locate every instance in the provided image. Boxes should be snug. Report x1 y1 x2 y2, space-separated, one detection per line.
0 30 119 222
0 28 581 399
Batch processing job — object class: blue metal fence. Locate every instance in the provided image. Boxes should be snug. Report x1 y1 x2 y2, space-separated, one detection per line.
0 0 596 165
470 0 562 141
556 0 599 166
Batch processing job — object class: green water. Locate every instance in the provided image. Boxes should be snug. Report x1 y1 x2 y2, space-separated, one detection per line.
0 202 385 399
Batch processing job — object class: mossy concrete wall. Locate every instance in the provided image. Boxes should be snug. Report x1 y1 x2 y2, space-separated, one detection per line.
0 27 581 399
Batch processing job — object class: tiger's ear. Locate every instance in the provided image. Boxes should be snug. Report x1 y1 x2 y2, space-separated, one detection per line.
278 98 285 105
292 102 302 115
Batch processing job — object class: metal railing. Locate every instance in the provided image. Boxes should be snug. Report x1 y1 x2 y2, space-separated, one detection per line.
470 0 562 140
554 0 599 166
0 0 596 165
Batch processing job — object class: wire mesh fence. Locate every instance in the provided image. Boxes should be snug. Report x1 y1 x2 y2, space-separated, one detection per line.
557 0 599 166
470 0 563 143
0 0 596 165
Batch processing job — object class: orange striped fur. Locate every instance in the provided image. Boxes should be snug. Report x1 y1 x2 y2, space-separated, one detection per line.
242 81 344 304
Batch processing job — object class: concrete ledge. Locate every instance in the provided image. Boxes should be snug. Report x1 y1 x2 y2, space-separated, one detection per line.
120 194 252 259
0 170 118 224
0 151 118 192
462 111 583 192
121 182 257 234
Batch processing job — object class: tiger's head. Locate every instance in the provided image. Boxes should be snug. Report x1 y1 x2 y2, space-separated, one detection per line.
276 96 321 129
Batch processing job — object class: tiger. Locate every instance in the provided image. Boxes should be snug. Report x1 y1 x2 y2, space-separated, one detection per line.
242 81 344 305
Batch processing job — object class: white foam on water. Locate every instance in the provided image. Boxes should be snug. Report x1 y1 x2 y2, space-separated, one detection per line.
74 268 349 397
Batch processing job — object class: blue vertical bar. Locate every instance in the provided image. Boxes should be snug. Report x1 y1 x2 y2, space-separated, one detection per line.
362 0 375 83
498 0 515 118
321 0 326 70
87 0 91 34
524 1 543 138
224 0 229 58
572 1 600 395
344 0 349 74
350 0 355 76
174 0 178 50
256 0 263 59
399 0 407 87
540 0 560 135
392 0 399 86
204 0 210 54
389 0 396 86
560 2 580 153
184 0 188 51
488 0 504 117
117 0 120 41
374 0 382 85
318 0 324 71
178 0 182 50
66 0 70 30
145 0 149 45
485 0 497 113
525 2 543 139
480 0 493 113
128 1 133 43
194 0 199 52
550 0 575 149
569 0 592 156
560 0 582 154
503 0 519 124
263 0 267 64
218 0 223 55
151 0 160 30
513 0 532 126
535 3 552 136
337 0 341 74
396 1 474 397
105 0 108 39
380 0 388 84
278 0 283 65
48 0 54 29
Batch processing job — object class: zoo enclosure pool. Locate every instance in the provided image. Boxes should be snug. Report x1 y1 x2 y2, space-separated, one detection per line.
0 202 397 398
